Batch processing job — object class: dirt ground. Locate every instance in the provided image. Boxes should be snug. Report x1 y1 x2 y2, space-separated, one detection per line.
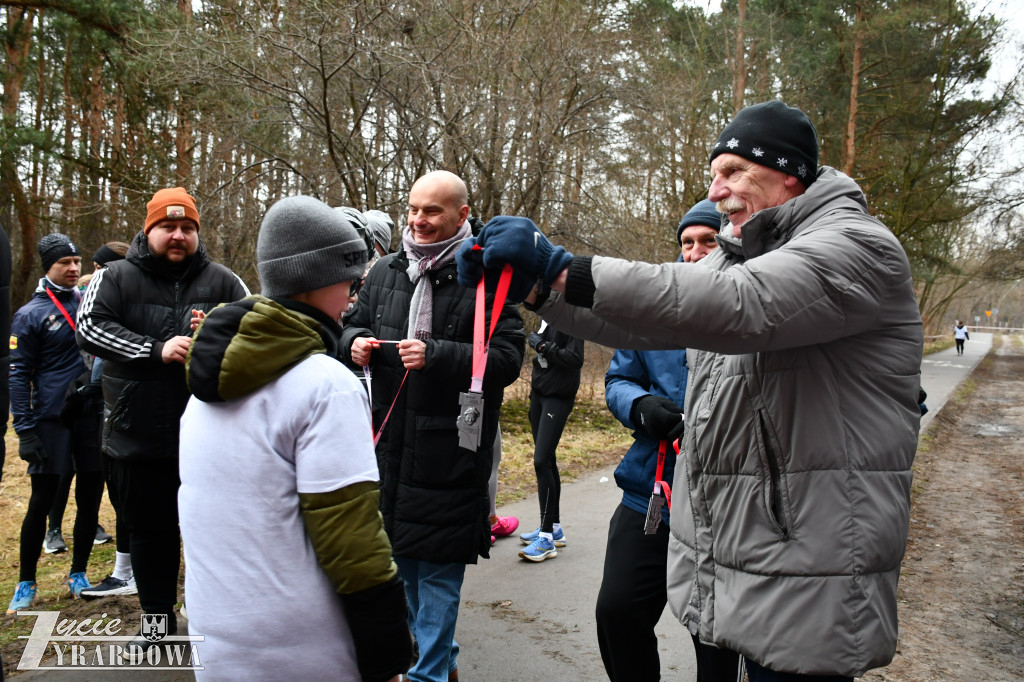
863 337 1024 681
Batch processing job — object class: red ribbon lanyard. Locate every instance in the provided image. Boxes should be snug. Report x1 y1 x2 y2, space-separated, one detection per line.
372 368 409 447
470 263 513 393
654 439 680 511
45 288 77 331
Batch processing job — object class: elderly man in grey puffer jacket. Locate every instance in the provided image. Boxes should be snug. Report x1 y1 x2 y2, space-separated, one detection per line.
456 101 923 681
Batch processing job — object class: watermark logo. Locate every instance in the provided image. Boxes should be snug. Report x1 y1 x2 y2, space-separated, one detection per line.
142 614 167 642
16 611 204 671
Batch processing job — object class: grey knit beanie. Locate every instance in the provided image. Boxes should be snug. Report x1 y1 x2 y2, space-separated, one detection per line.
257 196 369 298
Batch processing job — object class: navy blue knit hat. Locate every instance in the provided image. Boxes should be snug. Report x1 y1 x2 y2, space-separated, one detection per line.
38 233 80 272
709 101 819 186
676 199 724 245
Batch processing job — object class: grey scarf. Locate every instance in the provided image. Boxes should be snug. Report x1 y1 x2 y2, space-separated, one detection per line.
402 220 472 340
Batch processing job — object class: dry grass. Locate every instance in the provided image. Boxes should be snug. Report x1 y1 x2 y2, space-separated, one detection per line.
923 337 955 355
0 431 120 602
496 394 634 507
1 429 122 674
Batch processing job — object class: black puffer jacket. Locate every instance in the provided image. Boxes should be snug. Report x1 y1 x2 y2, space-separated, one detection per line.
76 230 249 460
341 251 524 564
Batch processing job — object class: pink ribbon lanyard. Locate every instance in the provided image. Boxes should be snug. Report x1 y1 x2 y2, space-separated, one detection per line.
654 438 680 511
470 263 513 393
370 261 512 447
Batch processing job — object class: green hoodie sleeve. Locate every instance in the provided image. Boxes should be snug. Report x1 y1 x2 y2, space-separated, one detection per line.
299 481 411 681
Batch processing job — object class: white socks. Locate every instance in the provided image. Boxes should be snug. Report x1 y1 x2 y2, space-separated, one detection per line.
112 552 133 582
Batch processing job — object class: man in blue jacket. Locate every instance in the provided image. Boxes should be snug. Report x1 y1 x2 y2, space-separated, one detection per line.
8 234 105 613
596 199 739 681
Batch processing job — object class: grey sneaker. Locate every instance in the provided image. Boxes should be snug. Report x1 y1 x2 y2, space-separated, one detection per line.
94 524 113 545
44 529 67 554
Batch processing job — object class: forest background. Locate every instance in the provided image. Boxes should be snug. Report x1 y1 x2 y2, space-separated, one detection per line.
3 0 1024 333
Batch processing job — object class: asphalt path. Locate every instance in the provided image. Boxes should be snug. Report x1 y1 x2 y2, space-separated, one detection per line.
11 334 991 680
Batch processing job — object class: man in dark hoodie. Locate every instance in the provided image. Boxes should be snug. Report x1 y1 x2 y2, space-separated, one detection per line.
180 195 411 681
76 187 248 648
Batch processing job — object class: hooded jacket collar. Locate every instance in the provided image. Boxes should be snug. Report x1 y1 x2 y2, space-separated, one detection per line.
186 295 341 403
714 167 872 261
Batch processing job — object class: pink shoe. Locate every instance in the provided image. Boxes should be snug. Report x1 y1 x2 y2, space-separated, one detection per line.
491 535 496 545
490 516 519 538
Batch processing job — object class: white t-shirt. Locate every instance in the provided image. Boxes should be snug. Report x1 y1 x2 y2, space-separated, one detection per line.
179 353 379 681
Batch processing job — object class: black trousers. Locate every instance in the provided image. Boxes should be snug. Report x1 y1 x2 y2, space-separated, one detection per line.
110 457 180 627
528 393 574 531
745 659 852 682
596 504 740 682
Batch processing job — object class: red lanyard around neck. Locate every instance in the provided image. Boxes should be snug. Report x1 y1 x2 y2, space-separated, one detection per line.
471 263 513 393
369 262 512 447
45 287 77 331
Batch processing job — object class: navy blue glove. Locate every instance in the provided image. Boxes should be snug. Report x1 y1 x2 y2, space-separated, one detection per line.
528 332 547 353
456 237 536 303
477 216 574 289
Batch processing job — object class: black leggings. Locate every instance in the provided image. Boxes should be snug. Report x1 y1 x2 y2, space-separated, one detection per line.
955 338 965 354
20 471 104 581
48 471 74 532
101 453 130 554
528 393 574 532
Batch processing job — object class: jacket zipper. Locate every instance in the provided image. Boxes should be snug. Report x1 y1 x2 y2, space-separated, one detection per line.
756 408 789 538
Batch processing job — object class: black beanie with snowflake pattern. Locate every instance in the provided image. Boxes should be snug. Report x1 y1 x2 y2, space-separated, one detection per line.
709 101 819 187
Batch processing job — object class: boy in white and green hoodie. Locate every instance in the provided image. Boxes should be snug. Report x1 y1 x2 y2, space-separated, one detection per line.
179 196 411 681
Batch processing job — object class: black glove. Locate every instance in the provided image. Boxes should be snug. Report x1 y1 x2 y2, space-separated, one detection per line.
18 429 48 466
631 395 685 441
528 332 547 353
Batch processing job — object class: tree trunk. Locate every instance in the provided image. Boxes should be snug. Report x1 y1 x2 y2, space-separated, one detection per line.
843 4 864 177
732 0 747 113
2 7 39 307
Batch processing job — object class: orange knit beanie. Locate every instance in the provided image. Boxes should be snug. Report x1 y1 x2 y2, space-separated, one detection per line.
145 187 200 233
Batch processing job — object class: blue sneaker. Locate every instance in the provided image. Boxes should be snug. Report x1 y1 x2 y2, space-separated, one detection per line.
67 572 92 599
519 526 566 547
7 581 38 613
519 536 557 562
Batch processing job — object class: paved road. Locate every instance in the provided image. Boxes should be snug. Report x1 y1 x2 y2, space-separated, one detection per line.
454 333 994 681
10 335 992 680
919 332 991 431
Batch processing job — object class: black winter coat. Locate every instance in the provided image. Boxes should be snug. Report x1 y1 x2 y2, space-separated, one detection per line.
341 251 525 564
76 230 248 460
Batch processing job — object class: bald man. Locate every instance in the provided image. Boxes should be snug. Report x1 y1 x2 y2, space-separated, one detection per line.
342 171 525 682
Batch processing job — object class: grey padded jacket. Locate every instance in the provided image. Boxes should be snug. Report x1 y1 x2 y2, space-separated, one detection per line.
535 168 922 676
